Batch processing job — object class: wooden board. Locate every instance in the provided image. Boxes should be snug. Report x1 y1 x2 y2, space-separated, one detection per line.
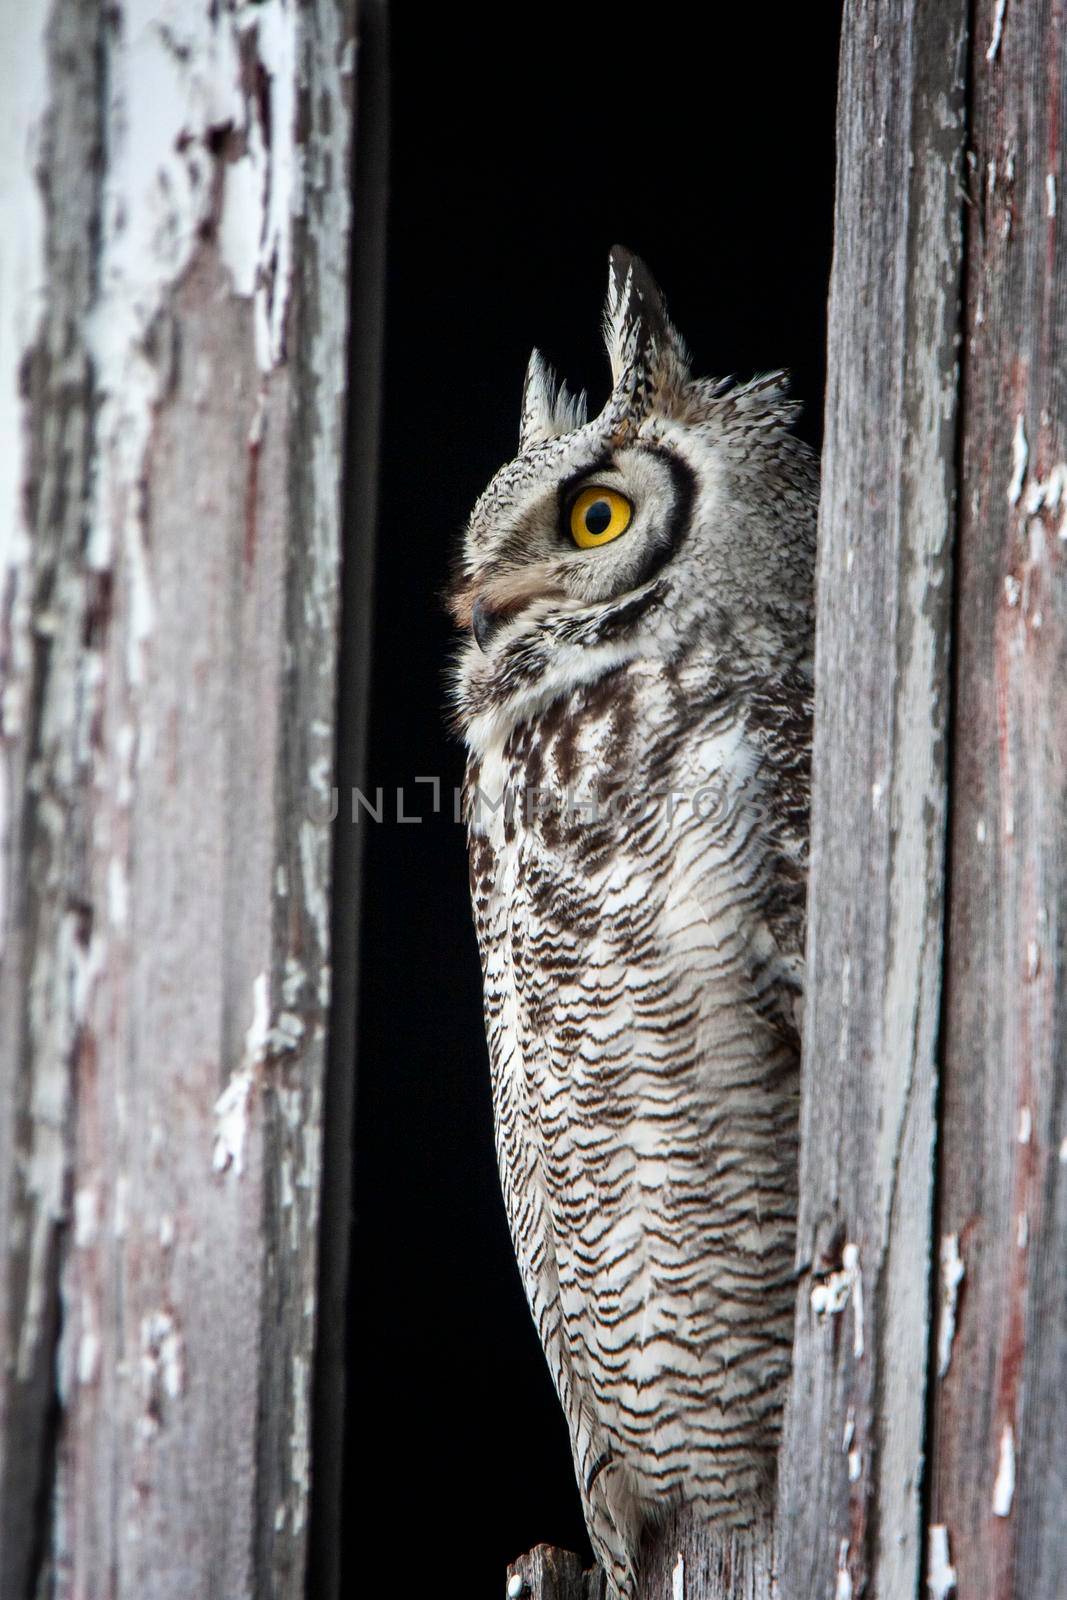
0 3 361 1594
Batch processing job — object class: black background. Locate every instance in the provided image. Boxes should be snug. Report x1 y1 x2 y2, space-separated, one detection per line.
344 8 842 1592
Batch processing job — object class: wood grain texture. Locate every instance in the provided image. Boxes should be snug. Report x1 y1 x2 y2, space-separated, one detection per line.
0 2 359 1595
775 4 967 1597
508 1543 608 1600
929 4 1067 1596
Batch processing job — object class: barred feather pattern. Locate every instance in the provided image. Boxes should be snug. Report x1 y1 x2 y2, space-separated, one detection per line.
464 653 809 1596
451 249 816 1597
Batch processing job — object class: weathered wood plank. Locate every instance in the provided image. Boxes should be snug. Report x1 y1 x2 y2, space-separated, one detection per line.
508 1543 607 1600
929 4 1067 1596
776 4 968 1596
0 2 359 1595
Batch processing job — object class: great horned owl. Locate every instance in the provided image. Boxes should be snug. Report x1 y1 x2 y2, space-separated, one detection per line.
450 250 815 1598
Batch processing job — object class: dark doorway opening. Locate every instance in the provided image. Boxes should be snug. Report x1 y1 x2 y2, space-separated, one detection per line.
344 10 842 1594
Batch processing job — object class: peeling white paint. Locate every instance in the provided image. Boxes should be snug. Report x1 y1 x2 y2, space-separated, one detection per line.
85 0 299 686
937 1234 965 1378
672 1552 684 1600
140 1308 185 1434
848 1449 862 1483
986 0 1007 63
507 1578 524 1600
1048 173 1058 218
842 1405 855 1452
1060 1136 1067 1164
992 1425 1015 1516
290 1352 310 1534
1007 413 1028 505
159 1212 175 1249
1017 1212 1029 1250
811 1243 864 1359
1004 575 1021 607
275 1503 288 1535
927 1525 957 1598
1018 1105 1032 1143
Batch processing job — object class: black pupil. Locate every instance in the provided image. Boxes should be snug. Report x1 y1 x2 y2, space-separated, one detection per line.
584 499 612 536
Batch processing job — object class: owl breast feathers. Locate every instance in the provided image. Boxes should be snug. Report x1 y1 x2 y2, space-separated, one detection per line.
450 250 816 1599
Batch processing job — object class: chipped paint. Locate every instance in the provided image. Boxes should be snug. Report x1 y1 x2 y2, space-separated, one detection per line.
671 1553 685 1600
992 1424 1015 1516
213 1068 254 1177
927 1525 957 1598
835 1539 853 1599
290 1352 310 1534
1016 1211 1029 1250
848 1448 862 1482
1007 413 1028 505
1047 173 1057 218
811 1243 864 1358
507 1578 524 1600
937 1234 965 1378
1018 1105 1032 1142
986 0 1007 62
842 1405 855 1452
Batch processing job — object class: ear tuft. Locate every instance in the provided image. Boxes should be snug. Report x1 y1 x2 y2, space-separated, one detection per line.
602 247 690 423
519 349 588 450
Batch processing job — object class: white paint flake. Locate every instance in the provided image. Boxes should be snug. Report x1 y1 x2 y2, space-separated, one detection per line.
1003 574 1021 607
78 1293 100 1385
290 1352 310 1534
937 1234 965 1378
1008 414 1029 504
811 1243 864 1359
672 1552 685 1600
507 1578 524 1600
835 1540 853 1599
159 1212 175 1249
1060 1136 1067 1164
844 1243 864 1358
986 0 1007 63
843 1405 855 1452
1017 1212 1029 1250
992 1424 1016 1516
927 1525 957 1598
1048 174 1058 218
140 1308 185 1435
1018 1105 1032 1143
213 1068 254 1176
74 1187 99 1249
848 1449 862 1483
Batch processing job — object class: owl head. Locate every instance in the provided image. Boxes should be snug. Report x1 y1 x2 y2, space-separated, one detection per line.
450 248 817 754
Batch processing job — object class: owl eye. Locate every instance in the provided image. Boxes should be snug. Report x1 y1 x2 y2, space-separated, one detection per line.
568 486 633 549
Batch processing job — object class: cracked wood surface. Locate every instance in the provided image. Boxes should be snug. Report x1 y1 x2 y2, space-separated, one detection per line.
0 3 360 1596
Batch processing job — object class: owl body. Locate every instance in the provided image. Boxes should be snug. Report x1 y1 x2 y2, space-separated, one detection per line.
452 253 815 1597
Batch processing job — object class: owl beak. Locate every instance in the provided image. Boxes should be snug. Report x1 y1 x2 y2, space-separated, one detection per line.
471 597 502 653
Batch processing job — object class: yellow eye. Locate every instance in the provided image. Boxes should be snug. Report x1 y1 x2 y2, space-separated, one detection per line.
568 486 633 549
